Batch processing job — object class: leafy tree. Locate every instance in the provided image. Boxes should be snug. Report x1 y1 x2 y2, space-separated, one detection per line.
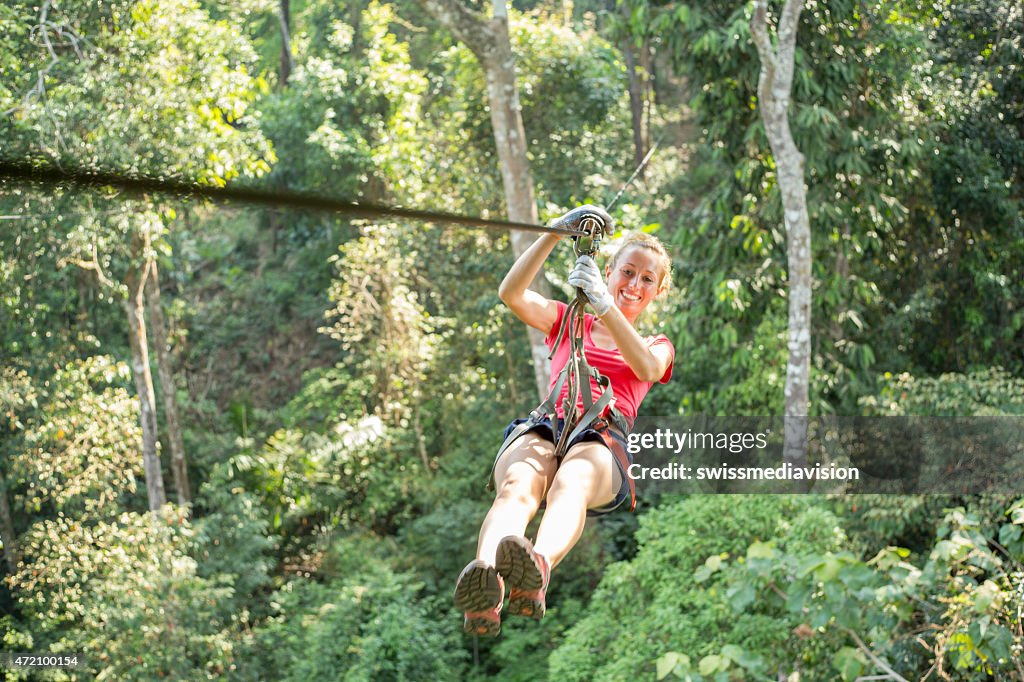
413 0 563 400
424 12 632 210
638 1 1021 414
705 499 1024 680
3 0 275 508
5 357 143 523
8 508 243 681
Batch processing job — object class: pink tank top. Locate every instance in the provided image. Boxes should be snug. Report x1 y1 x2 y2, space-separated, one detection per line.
544 300 674 420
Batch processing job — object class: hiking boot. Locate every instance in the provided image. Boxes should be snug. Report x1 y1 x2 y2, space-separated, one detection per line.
453 559 505 636
495 535 550 620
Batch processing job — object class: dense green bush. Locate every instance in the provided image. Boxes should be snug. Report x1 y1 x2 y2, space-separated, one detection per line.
239 534 467 681
706 498 1024 681
8 508 242 681
863 368 1024 417
551 495 844 681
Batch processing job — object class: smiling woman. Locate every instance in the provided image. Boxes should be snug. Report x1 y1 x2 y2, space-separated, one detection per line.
453 206 675 636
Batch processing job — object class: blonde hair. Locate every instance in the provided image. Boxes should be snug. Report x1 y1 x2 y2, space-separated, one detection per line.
609 232 673 292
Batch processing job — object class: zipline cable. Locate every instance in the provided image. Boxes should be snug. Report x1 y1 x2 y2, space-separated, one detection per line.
606 137 661 212
0 137 661 235
0 159 581 237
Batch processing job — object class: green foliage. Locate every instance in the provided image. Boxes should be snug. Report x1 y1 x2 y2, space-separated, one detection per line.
559 494 1024 681
257 1 426 201
1 0 275 388
424 10 632 212
169 207 339 412
239 534 467 681
863 367 1024 416
550 495 843 681
834 495 941 558
7 357 143 519
2 2 1022 681
322 222 441 420
192 465 275 611
8 508 242 681
224 412 425 552
4 0 273 179
636 0 1024 414
279 365 374 432
699 496 1024 680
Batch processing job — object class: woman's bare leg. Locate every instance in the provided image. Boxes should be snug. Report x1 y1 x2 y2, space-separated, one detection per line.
533 442 621 569
476 433 557 566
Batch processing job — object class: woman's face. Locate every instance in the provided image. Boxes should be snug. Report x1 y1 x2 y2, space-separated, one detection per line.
604 246 666 319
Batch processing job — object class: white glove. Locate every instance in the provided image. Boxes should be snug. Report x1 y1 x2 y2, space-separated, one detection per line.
568 255 614 316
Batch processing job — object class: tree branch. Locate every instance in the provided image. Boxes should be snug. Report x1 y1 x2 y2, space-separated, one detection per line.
765 577 909 675
57 243 115 290
5 0 92 116
766 580 789 600
839 626 909 682
750 0 776 69
778 0 803 48
750 0 778 111
773 0 805 102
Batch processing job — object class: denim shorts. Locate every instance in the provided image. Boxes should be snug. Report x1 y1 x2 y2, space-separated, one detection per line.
495 416 633 516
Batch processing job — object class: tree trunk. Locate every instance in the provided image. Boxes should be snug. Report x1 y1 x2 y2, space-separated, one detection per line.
639 38 654 155
415 0 552 401
146 262 190 508
622 33 647 173
751 0 811 472
831 224 850 342
124 233 167 511
482 5 552 401
0 470 20 574
278 0 293 87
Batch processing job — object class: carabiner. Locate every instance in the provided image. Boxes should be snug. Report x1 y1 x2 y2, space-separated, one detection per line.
570 211 606 257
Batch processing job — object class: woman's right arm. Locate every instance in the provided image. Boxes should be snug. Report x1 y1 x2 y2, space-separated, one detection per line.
498 233 561 335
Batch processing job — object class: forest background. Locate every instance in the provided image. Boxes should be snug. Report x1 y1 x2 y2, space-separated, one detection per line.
1 0 1023 679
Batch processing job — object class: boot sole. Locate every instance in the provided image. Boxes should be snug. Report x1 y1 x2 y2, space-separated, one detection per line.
495 536 545 590
453 560 503 613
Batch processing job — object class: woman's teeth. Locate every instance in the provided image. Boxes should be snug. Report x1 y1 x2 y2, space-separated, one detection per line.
620 292 641 302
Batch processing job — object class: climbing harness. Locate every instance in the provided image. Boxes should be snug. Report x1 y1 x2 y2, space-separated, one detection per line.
489 208 636 511
486 138 666 512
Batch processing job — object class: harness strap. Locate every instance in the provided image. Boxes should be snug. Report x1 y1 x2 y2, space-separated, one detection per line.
592 420 636 512
486 359 573 491
564 373 613 446
546 302 577 369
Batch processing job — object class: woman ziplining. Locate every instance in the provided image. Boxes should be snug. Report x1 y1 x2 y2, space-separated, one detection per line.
453 205 675 636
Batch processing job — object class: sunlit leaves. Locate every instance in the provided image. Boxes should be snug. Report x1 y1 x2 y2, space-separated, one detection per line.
703 496 1024 680
12 356 142 518
9 507 240 680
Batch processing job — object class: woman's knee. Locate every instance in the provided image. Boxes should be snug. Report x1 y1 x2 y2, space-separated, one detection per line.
549 445 616 507
492 435 555 498
494 468 545 507
547 460 597 501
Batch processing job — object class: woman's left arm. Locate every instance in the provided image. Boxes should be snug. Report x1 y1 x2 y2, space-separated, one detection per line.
598 307 673 383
